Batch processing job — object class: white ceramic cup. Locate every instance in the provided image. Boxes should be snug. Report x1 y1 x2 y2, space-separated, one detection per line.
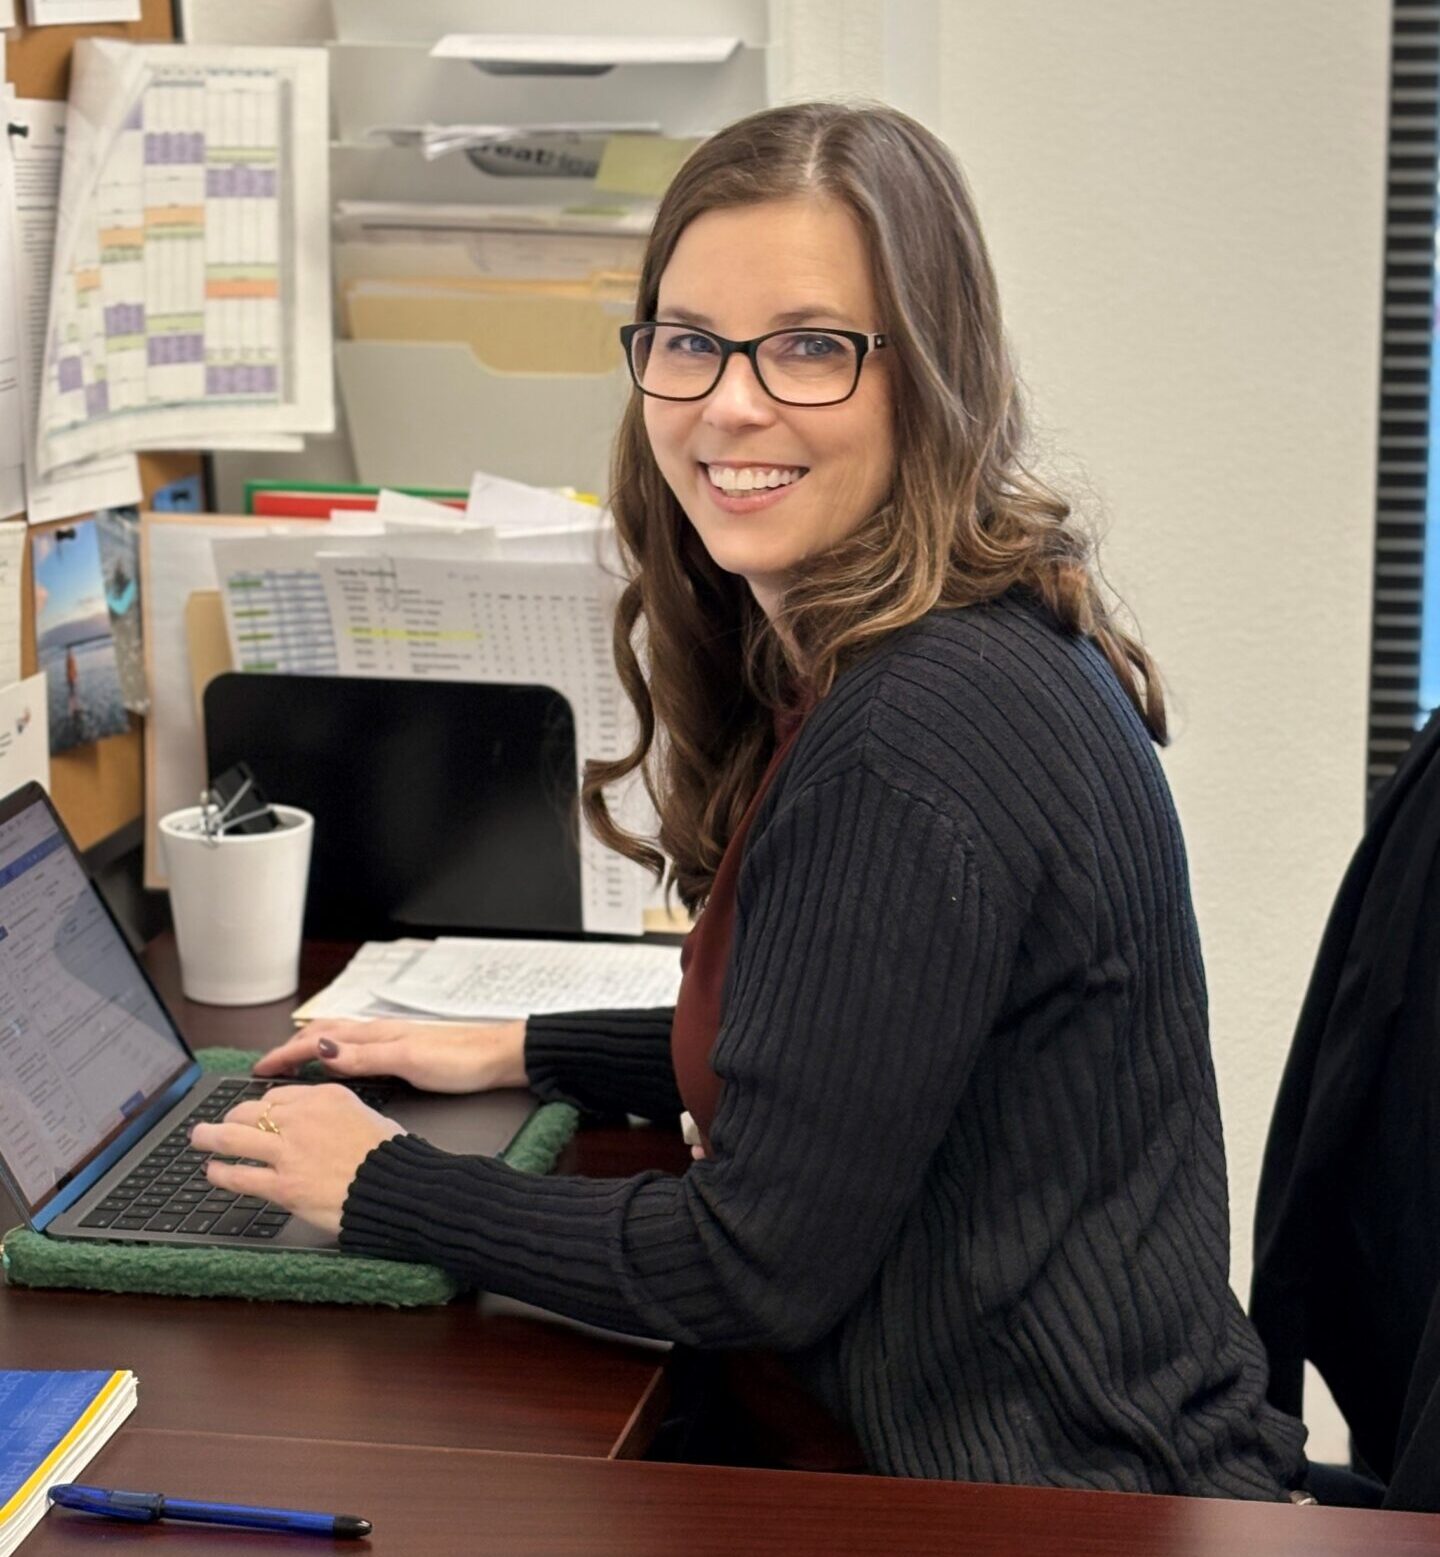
158 804 314 1006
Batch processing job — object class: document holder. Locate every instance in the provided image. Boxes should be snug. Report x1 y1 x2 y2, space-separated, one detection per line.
336 339 627 493
203 673 583 939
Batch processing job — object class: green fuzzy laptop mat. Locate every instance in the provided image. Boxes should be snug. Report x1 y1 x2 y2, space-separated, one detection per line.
2 1047 578 1307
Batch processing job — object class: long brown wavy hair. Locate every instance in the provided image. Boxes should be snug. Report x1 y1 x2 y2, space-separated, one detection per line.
582 101 1166 914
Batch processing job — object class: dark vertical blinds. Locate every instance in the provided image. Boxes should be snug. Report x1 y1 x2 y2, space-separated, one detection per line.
1369 1 1440 800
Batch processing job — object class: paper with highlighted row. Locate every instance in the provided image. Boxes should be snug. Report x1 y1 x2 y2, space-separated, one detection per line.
34 40 332 477
207 484 642 933
0 1369 137 1557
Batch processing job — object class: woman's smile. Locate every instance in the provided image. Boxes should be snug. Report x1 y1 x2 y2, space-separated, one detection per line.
698 460 811 514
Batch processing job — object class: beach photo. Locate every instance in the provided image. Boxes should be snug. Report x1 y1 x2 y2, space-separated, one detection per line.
32 518 132 756
96 505 148 714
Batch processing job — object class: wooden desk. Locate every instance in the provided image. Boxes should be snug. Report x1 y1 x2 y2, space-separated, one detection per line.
28 1433 1440 1556
7 938 1439 1553
0 937 682 1458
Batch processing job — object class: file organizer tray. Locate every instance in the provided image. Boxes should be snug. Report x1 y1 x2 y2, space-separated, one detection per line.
337 340 628 493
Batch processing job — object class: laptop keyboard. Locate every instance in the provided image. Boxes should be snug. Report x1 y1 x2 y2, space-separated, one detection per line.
77 1076 393 1240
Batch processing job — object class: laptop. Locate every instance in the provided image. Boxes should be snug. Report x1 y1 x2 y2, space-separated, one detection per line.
0 780 537 1254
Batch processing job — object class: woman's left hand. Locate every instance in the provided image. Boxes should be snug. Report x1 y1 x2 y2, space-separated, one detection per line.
190 1086 405 1237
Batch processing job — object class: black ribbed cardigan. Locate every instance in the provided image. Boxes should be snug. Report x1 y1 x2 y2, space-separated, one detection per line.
340 592 1307 1498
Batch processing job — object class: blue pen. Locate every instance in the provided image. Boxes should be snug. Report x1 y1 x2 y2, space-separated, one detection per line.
49 1483 372 1539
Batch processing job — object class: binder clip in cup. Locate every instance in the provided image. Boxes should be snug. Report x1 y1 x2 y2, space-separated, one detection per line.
158 763 314 1006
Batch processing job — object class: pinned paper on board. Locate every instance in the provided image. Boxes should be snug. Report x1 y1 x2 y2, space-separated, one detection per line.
8 97 142 525
31 517 131 755
0 672 51 795
95 504 148 714
0 104 26 520
25 0 140 23
34 41 333 477
0 522 25 688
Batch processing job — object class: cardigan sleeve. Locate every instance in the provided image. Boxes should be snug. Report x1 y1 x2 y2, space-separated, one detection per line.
340 760 1019 1349
523 1006 682 1121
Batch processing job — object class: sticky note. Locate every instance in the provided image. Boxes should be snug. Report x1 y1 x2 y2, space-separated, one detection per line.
595 135 702 197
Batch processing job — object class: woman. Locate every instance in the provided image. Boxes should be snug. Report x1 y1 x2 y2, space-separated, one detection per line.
193 102 1307 1497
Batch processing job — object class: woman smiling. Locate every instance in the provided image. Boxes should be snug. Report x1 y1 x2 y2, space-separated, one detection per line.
194 102 1308 1498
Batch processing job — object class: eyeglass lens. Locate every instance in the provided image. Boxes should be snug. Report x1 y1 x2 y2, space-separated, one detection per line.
629 325 860 404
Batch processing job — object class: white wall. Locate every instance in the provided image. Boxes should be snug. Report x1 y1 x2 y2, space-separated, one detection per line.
775 0 1392 1458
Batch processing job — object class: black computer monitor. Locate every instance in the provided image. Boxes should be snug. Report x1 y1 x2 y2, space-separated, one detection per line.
204 673 583 938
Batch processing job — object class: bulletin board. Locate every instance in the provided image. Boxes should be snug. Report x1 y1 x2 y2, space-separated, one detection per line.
8 0 203 852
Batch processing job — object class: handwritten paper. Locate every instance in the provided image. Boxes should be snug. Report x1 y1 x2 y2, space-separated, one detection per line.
378 936 683 1021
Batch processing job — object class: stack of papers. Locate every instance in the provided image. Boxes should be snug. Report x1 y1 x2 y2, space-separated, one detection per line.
294 937 684 1024
291 939 443 1023
203 471 645 932
333 200 644 380
0 1369 137 1556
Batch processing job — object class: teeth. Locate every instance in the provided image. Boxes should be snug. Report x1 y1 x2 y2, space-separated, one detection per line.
706 465 805 493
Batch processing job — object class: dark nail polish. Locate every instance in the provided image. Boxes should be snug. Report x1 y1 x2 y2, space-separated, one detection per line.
317 1038 339 1058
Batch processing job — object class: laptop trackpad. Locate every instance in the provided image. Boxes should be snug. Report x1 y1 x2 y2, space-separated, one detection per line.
275 1088 540 1253
382 1086 538 1160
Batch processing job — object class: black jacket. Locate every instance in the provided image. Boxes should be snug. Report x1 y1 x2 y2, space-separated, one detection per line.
343 597 1305 1496
1251 708 1440 1507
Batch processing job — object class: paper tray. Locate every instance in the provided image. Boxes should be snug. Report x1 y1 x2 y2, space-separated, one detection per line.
336 340 627 492
331 40 769 143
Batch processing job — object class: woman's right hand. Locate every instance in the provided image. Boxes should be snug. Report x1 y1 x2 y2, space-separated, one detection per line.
251 1019 529 1095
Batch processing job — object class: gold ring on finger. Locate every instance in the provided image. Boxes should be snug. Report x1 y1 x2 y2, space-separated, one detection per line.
256 1106 282 1136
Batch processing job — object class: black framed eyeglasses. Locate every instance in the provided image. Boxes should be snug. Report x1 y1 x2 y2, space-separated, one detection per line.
619 322 888 407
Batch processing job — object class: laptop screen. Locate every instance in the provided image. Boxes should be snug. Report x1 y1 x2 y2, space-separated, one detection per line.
0 789 190 1218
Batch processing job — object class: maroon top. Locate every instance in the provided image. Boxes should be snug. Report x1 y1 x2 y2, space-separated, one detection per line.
669 710 866 1472
671 711 806 1158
